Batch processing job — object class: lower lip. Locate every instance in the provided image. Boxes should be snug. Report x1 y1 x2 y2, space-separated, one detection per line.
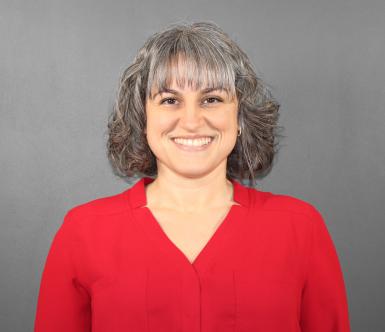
171 137 215 152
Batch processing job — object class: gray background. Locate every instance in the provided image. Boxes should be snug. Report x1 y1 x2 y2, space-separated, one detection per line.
1 0 384 331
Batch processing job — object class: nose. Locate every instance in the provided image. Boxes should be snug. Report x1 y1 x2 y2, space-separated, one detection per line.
178 102 205 130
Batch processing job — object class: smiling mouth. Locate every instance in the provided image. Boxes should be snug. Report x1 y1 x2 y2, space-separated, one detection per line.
171 136 215 151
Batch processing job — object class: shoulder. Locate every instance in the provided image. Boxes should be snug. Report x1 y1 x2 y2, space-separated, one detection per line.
247 188 327 240
63 188 131 227
249 186 322 220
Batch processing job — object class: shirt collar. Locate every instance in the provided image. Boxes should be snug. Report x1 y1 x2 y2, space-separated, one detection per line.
127 176 250 209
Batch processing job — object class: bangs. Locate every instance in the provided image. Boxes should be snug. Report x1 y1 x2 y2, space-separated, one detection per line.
146 47 237 100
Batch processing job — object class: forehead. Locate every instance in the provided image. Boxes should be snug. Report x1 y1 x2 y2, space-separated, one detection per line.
147 78 235 103
147 53 236 99
150 81 229 94
150 86 231 103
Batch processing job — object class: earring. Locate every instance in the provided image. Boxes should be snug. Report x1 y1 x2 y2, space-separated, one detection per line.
237 127 242 137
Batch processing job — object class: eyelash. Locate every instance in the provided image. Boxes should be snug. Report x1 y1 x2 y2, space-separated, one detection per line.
160 97 223 105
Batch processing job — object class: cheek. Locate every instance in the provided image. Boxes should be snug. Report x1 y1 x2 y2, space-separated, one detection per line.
145 115 175 155
146 115 173 138
214 110 238 149
212 108 238 131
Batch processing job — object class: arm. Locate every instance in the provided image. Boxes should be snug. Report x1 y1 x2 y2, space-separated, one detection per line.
34 212 91 331
300 207 351 332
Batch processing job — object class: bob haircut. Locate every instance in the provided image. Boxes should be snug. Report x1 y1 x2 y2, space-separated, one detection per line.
106 21 281 187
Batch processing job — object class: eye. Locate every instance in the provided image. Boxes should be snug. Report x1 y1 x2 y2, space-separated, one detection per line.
203 97 223 104
160 97 178 105
159 96 223 106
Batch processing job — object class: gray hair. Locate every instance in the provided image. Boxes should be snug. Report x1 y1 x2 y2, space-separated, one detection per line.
107 20 282 186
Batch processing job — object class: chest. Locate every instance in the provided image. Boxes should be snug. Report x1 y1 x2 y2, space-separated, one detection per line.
146 204 234 264
89 207 305 332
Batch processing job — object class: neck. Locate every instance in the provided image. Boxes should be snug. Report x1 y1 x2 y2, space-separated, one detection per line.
144 172 238 213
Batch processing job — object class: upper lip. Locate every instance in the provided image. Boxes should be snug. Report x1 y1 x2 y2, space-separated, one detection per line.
171 135 214 139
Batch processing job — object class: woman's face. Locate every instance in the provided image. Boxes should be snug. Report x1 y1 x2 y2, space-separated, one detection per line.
145 77 239 179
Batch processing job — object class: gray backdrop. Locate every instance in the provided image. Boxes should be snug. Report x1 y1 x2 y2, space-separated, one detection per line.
1 0 384 331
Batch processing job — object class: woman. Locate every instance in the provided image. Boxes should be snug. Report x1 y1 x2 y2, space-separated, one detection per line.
34 21 351 331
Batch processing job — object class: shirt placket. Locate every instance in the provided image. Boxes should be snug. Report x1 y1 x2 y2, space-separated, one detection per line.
181 265 202 332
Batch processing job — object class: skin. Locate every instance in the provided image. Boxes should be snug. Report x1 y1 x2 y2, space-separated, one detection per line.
144 74 240 214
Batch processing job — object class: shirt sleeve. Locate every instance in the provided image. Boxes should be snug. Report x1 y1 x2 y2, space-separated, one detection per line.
34 212 91 331
299 206 351 332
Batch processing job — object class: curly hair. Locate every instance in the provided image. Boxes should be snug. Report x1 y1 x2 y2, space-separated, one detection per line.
106 20 282 187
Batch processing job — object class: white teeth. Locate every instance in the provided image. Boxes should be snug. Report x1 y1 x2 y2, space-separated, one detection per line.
173 137 213 147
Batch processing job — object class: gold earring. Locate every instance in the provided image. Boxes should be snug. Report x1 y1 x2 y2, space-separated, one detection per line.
237 127 242 137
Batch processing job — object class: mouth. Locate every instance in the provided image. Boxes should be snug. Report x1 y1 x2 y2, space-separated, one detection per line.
171 136 215 152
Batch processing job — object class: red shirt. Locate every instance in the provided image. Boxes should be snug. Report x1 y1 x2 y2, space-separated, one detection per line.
34 176 351 331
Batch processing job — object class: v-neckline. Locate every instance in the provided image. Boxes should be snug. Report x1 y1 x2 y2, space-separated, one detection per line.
128 177 250 269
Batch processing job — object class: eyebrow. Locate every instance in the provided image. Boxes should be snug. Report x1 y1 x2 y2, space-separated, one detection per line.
152 87 228 99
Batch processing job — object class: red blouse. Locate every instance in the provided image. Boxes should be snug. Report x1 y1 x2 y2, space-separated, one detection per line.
34 177 351 331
